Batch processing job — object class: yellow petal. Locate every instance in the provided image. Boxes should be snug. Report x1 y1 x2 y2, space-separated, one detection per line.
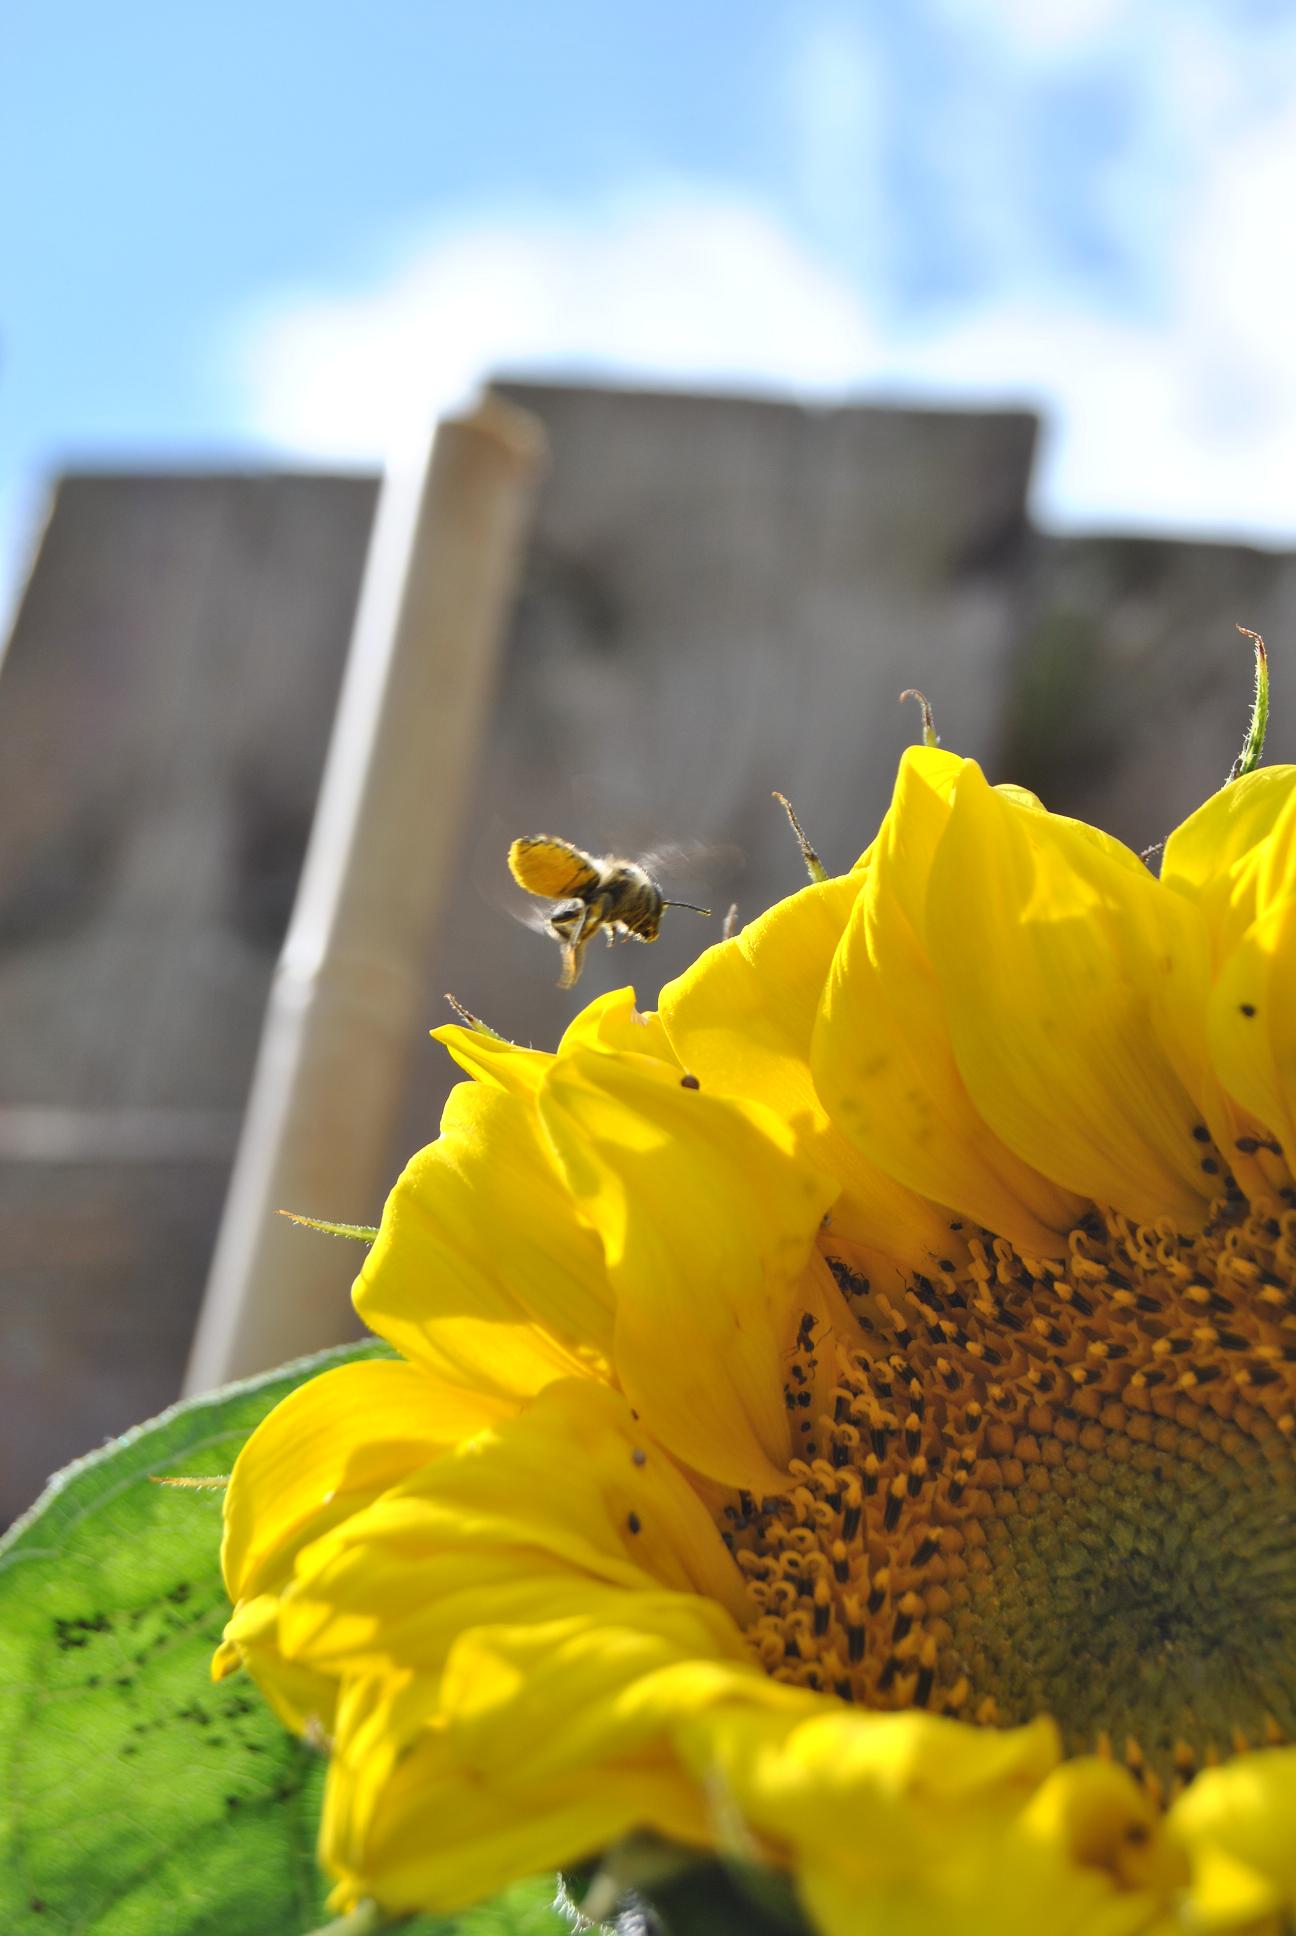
679 1705 1059 1936
1162 766 1296 962
682 1705 1174 1936
278 1379 753 1672
216 1357 490 1741
437 1615 771 1780
560 984 680 1064
1170 1748 1296 1930
216 1588 340 1742
538 1046 836 1491
220 1356 502 1605
659 873 855 1080
1206 894 1296 1173
661 871 961 1282
1019 1757 1186 1899
284 1552 601 1678
319 1668 413 1880
813 748 1086 1255
354 1078 614 1397
319 1606 813 1916
1161 773 1296 1186
429 1021 550 1096
333 1750 712 1917
924 761 1216 1228
321 1670 715 1917
687 1699 1059 1838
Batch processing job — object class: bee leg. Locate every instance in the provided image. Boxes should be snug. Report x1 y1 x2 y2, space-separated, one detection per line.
558 898 608 989
558 939 583 989
558 923 596 988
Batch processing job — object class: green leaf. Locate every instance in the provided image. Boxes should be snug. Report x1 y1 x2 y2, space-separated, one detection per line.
0 1342 566 1936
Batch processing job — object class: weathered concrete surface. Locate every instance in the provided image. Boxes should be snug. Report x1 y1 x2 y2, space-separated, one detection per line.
398 384 1041 1155
1006 535 1296 854
0 473 375 1517
0 1159 231 1506
0 474 378 1106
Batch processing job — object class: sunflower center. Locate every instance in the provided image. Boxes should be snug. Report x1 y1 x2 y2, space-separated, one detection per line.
723 1191 1296 1798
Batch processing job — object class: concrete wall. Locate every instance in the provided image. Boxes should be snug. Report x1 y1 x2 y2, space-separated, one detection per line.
0 474 376 1514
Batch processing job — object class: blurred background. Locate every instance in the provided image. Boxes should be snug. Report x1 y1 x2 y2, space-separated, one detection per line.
4 0 1296 1520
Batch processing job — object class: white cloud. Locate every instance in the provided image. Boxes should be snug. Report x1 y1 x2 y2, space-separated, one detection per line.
230 192 881 466
936 0 1130 59
227 3 1296 546
890 68 1296 539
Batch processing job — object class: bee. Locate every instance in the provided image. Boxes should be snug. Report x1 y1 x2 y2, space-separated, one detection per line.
508 835 711 989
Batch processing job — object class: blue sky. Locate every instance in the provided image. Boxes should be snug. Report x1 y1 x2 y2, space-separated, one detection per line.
5 0 1296 625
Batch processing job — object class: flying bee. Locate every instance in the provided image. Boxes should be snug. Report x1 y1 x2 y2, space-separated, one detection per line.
507 835 711 989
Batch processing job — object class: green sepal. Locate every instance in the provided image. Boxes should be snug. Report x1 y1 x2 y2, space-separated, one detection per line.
900 687 941 749
772 793 828 884
1229 626 1270 782
442 994 511 1042
278 1210 381 1242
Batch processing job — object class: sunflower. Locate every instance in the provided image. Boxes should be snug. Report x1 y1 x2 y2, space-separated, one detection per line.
217 738 1296 1936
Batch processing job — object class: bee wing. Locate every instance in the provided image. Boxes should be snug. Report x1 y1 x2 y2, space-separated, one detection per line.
506 895 561 936
508 835 601 900
637 838 747 893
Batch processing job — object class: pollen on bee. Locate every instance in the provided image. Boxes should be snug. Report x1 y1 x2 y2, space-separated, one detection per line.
507 835 599 899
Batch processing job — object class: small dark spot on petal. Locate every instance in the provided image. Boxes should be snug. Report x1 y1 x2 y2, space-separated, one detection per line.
631 1447 647 1467
1240 1003 1257 1018
627 1512 641 1535
680 1073 700 1090
1191 1124 1210 1143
